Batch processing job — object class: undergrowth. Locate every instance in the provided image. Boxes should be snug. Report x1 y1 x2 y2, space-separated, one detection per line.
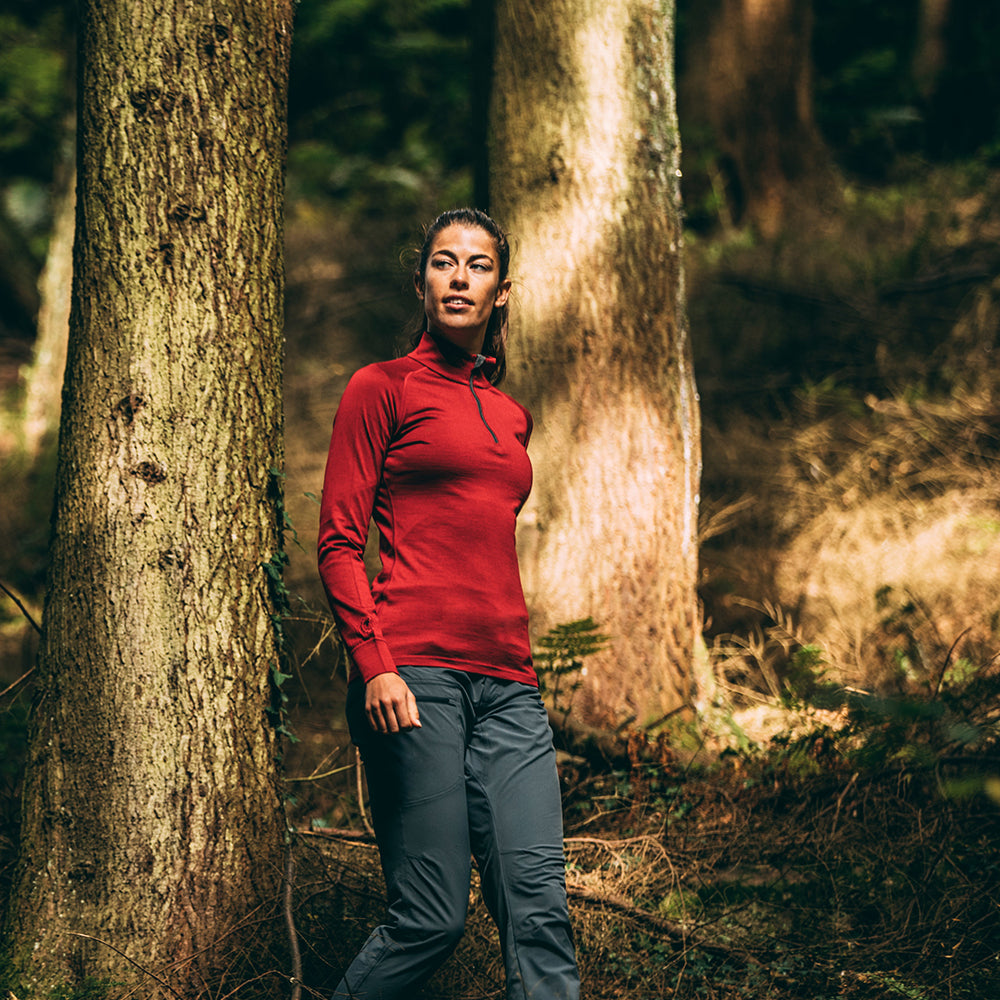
277 615 1000 1000
286 689 999 1000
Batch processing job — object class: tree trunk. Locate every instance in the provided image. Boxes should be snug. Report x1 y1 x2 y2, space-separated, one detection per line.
21 154 75 457
2 1 294 994
490 0 700 726
912 0 951 102
680 0 828 238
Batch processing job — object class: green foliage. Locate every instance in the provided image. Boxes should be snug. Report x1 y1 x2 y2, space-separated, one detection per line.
812 0 1000 171
45 977 121 1000
264 468 299 744
0 7 70 170
0 3 73 265
533 617 608 721
713 586 999 783
0 947 119 1000
288 0 474 214
267 662 298 743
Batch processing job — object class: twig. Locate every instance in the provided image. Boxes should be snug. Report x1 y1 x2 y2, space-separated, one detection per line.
565 834 666 848
284 838 303 1000
0 580 41 634
356 747 375 838
286 743 350 784
298 826 376 843
878 263 993 298
932 628 971 698
69 932 185 1000
830 771 859 838
0 667 34 700
568 883 691 941
216 971 292 1000
566 884 786 977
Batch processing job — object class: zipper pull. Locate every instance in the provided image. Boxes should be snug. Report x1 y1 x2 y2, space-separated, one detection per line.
469 359 499 443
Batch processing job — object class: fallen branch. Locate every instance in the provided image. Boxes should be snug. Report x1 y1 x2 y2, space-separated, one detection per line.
0 580 41 635
567 883 691 942
566 883 793 982
297 826 376 843
284 837 303 1000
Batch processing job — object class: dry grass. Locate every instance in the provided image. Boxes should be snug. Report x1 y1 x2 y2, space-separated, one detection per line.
698 164 1000 705
702 380 1000 698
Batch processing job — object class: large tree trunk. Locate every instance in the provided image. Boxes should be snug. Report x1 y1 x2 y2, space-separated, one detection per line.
2 1 294 994
490 0 700 726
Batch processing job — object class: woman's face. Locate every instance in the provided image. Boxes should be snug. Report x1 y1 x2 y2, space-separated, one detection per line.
416 224 511 354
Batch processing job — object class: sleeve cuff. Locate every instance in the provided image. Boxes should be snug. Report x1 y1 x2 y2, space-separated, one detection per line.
351 637 398 683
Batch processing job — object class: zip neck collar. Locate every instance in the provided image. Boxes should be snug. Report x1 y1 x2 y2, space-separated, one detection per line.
411 331 495 385
411 331 499 443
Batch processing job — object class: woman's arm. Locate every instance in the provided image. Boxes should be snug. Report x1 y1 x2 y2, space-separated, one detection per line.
317 365 400 683
318 365 422 733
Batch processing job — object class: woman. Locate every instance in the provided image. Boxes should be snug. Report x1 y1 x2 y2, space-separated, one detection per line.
318 208 580 1000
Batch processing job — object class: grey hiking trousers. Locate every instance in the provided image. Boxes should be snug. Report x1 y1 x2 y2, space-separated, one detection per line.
332 665 580 1000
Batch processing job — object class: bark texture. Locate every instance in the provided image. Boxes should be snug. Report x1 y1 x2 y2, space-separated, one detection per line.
490 0 700 724
2 1 294 993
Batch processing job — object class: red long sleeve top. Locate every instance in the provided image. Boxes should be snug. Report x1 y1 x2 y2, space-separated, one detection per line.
317 332 537 686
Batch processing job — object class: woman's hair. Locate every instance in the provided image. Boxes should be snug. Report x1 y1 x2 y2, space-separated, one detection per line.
407 207 512 386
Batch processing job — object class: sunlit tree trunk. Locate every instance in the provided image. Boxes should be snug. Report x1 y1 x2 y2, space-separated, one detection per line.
2 1 294 994
21 153 75 457
490 0 700 725
681 0 828 237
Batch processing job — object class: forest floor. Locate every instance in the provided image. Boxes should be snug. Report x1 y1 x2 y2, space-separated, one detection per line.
268 626 1000 1000
1 630 997 1000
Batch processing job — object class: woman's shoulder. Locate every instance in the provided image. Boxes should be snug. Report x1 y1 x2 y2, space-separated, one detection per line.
343 353 419 394
336 355 420 426
351 351 417 381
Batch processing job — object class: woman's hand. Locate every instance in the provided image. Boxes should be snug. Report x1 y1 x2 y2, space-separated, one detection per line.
365 673 422 733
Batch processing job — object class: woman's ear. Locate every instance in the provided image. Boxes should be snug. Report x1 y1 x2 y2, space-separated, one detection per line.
414 273 425 301
494 278 512 308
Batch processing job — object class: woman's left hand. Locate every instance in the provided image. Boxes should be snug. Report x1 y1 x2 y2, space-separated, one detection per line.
365 672 422 734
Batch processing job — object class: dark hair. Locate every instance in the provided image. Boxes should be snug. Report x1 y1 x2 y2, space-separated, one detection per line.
408 208 512 386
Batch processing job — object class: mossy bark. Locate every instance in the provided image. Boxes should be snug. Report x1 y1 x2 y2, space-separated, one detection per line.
2 1 294 994
490 0 701 724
